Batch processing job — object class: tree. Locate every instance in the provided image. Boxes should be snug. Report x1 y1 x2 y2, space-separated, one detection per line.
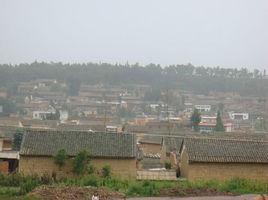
73 150 90 175
218 102 224 112
190 109 201 131
54 149 67 169
66 77 81 96
0 98 16 117
215 111 225 132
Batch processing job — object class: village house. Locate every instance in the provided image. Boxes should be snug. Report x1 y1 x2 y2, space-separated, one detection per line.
19 130 137 179
0 132 19 174
0 88 8 99
198 115 233 133
32 106 56 120
180 137 268 181
229 112 249 120
194 104 211 112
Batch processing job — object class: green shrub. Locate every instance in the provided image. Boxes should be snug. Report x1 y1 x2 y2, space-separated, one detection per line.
126 181 159 197
127 182 143 196
54 149 67 169
142 181 157 196
164 162 171 169
102 165 111 178
0 187 20 196
19 179 39 195
87 164 95 175
220 178 268 194
73 150 90 175
101 177 129 192
82 176 98 187
40 173 53 185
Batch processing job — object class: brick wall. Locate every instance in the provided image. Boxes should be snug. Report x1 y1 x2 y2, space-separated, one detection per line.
19 156 136 179
180 149 268 181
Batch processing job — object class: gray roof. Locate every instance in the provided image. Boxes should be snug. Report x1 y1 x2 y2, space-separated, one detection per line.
184 137 268 164
20 130 136 158
163 136 184 153
139 135 163 145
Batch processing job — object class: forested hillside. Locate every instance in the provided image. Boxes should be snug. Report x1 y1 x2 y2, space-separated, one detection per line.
0 62 267 96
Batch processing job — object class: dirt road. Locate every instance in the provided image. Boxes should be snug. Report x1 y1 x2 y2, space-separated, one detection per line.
127 195 257 200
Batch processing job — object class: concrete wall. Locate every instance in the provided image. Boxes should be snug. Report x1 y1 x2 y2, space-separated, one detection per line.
180 148 268 181
19 156 136 179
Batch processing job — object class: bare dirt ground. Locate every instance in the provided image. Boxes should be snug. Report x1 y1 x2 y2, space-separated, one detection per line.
28 186 266 200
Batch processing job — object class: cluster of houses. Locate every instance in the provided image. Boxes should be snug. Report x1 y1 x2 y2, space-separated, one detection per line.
0 79 267 181
1 79 267 135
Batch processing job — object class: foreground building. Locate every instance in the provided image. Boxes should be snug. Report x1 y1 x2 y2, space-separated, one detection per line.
0 135 19 173
19 130 137 179
180 137 268 181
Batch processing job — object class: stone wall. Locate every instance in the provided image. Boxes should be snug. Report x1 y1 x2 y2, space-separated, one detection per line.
180 148 268 181
137 170 177 180
19 156 136 179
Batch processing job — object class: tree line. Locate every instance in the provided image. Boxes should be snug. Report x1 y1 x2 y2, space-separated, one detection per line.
0 62 267 96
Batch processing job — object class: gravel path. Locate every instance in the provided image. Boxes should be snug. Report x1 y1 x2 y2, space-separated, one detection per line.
127 195 257 200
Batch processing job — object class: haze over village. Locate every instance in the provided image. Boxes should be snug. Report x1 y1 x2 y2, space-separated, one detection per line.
0 0 267 200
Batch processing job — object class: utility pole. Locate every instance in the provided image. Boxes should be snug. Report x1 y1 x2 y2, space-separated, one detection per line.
166 89 171 135
103 93 107 133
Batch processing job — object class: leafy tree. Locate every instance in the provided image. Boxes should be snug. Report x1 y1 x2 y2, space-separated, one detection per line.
54 149 67 169
0 98 16 117
215 111 225 132
190 109 201 131
13 129 24 151
118 107 135 119
144 88 161 102
73 150 90 175
218 102 224 112
66 77 81 96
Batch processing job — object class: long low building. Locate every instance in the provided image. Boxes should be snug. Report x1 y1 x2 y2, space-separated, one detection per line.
180 137 268 181
19 130 137 179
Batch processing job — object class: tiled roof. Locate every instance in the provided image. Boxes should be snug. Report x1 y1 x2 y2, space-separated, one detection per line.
20 130 136 158
139 135 163 144
163 136 184 153
184 137 268 164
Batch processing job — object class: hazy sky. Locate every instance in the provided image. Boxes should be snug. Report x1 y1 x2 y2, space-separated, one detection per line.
0 0 268 69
